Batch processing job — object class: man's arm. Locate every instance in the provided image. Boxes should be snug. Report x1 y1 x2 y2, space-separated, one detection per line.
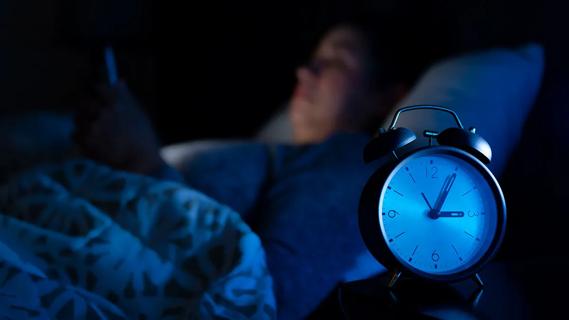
162 141 272 218
73 83 271 217
74 81 166 176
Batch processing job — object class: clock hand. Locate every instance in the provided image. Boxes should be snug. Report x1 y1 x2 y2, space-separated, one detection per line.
421 192 433 210
438 211 465 217
431 173 457 217
428 175 451 218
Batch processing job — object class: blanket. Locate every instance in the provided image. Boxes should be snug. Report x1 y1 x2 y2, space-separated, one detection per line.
0 159 275 319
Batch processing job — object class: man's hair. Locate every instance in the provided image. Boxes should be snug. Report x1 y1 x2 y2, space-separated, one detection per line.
305 2 459 91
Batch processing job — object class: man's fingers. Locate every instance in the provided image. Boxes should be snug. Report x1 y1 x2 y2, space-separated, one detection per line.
94 81 134 110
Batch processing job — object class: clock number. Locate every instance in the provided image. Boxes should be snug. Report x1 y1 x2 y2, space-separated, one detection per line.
426 166 438 179
387 210 399 218
431 250 440 262
431 167 438 178
467 210 481 217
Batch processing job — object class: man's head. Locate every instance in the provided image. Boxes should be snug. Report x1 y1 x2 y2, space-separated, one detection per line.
290 26 379 144
288 11 450 144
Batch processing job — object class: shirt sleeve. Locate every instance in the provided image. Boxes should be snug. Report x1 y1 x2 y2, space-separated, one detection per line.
173 142 272 220
148 162 186 183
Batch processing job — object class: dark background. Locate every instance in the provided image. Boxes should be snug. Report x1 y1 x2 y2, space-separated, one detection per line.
0 0 552 142
0 0 568 270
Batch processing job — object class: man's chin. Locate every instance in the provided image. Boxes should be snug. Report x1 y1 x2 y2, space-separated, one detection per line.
288 102 306 124
293 129 330 145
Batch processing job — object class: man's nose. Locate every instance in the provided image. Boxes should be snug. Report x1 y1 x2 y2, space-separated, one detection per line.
296 66 315 84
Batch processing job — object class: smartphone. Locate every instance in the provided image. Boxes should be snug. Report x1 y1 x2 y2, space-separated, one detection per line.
104 46 119 86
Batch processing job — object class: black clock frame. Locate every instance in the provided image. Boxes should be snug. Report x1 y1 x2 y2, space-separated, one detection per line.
359 146 507 283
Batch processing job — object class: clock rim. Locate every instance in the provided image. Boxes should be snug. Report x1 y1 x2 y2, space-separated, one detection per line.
358 146 507 282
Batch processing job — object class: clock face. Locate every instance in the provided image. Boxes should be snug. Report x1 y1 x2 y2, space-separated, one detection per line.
379 150 500 276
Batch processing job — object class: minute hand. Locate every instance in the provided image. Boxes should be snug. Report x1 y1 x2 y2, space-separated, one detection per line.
432 173 457 216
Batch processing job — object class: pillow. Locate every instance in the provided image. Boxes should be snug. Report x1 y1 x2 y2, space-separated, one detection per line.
255 43 545 176
255 106 294 143
161 140 245 170
390 43 544 175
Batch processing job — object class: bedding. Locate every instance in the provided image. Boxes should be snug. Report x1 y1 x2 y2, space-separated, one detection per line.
0 42 544 319
0 159 275 319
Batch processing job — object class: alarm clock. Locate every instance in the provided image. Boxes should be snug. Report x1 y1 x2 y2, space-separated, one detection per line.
359 105 506 287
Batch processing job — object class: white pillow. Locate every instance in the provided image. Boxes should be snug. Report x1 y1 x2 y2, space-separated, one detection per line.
255 106 294 143
390 43 544 175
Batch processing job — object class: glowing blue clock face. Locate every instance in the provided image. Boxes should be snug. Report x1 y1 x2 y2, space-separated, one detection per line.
380 152 499 276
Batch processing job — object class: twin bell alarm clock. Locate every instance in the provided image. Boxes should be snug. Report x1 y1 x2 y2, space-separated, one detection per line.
359 105 506 287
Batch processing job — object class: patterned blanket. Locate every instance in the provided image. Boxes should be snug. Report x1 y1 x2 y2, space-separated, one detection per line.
0 160 275 319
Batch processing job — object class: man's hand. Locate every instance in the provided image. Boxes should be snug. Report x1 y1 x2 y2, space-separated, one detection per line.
73 82 165 174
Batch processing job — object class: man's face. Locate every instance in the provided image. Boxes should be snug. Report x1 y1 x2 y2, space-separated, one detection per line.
289 26 373 144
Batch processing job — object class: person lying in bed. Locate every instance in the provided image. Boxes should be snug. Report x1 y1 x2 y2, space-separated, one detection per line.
75 21 417 318
74 17 543 319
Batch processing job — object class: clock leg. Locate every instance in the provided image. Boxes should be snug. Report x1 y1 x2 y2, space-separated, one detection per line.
472 273 484 288
387 271 402 288
391 150 400 161
468 287 484 309
388 290 399 304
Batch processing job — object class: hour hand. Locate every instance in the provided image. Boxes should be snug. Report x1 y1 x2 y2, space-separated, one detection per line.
438 211 464 217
